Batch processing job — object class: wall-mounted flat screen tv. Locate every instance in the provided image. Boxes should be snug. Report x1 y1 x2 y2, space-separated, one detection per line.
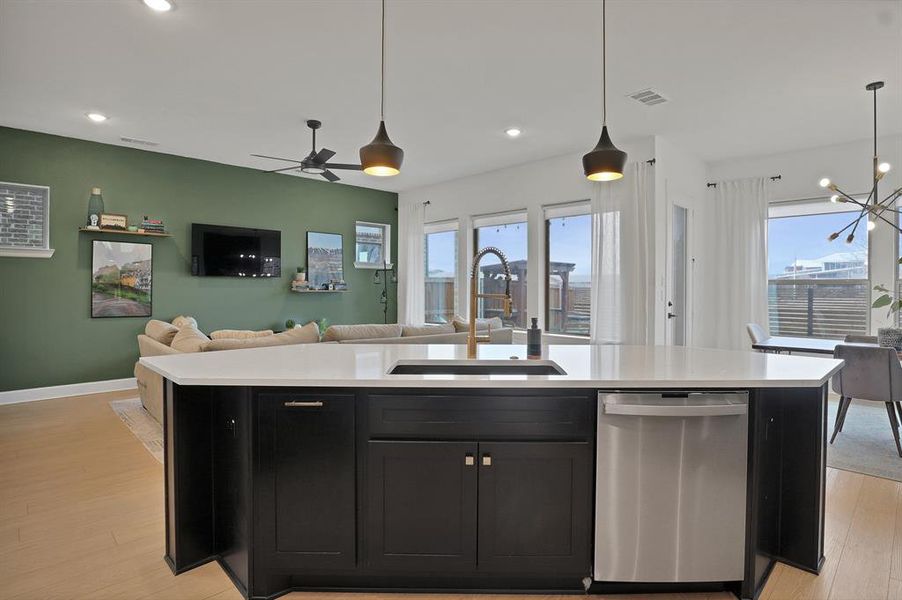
191 223 281 277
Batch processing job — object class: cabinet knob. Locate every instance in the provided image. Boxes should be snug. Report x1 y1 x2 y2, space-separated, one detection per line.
464 454 475 466
482 454 492 466
284 400 324 408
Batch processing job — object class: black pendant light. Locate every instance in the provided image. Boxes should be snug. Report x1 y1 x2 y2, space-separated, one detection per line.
583 0 626 181
360 0 404 177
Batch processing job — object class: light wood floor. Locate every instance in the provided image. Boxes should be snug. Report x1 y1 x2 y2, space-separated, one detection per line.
0 391 899 600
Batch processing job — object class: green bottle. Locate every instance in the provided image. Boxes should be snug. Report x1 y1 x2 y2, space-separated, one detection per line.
87 187 104 227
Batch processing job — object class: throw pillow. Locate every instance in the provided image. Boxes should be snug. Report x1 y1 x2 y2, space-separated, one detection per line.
171 315 198 329
170 325 211 353
144 319 179 345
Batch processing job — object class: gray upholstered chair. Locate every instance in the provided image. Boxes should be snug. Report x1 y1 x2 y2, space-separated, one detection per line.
831 344 902 457
844 334 878 344
746 323 768 345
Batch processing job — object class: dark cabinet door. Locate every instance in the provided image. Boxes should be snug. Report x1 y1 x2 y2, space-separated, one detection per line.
477 441 591 574
366 440 478 571
255 392 356 571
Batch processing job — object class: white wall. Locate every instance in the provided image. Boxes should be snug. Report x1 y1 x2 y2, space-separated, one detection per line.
709 134 902 334
653 136 709 345
399 138 655 338
399 132 902 344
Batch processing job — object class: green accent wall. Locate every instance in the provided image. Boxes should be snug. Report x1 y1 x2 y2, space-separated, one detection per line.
0 127 398 392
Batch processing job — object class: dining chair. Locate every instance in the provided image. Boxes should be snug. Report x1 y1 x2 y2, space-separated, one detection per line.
844 334 878 344
831 344 902 457
746 323 768 345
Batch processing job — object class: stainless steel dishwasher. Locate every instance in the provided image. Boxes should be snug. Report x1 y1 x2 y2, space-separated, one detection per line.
594 391 748 583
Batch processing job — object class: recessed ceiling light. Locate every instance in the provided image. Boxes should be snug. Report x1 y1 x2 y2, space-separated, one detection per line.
505 128 521 138
86 112 108 123
142 0 174 12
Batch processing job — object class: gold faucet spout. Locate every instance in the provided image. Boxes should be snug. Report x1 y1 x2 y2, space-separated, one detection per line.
467 246 513 359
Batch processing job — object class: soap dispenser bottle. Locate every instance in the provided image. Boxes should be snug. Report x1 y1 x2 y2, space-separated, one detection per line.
527 317 542 359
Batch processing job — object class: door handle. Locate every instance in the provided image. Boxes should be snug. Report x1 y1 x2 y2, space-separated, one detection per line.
465 453 475 466
482 454 492 466
667 312 678 319
283 400 324 407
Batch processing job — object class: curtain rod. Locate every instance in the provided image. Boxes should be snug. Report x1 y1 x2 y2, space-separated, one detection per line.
707 174 781 188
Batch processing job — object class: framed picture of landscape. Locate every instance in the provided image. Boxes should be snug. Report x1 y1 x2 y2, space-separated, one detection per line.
91 240 153 318
306 231 343 289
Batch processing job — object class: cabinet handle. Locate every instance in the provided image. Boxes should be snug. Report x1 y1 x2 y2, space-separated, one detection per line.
482 454 492 466
283 400 324 407
464 454 475 466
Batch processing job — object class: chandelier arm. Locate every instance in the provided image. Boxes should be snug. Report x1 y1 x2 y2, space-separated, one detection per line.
873 210 902 233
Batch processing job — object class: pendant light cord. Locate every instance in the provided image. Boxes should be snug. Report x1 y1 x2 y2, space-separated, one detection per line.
381 0 386 121
602 0 607 125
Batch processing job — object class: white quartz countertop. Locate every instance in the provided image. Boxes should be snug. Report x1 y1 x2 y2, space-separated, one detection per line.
139 343 843 389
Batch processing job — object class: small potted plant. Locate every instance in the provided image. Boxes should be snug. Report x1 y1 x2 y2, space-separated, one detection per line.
872 283 902 349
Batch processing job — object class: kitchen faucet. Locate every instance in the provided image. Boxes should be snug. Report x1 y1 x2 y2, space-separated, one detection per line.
468 246 513 359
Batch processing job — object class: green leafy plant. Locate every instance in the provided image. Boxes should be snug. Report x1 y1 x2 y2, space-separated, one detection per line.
316 317 329 337
285 319 297 329
872 258 902 318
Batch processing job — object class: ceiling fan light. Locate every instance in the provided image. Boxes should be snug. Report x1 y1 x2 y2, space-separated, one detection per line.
583 125 627 181
301 165 326 175
360 121 404 177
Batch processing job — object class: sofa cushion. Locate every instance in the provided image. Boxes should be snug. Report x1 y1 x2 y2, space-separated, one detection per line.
452 316 504 332
171 315 198 329
144 319 179 345
323 324 402 342
138 334 182 357
401 323 455 337
170 325 211 353
210 329 274 340
205 322 320 351
273 321 321 344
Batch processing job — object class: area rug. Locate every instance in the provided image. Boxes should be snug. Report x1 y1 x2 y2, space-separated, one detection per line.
110 397 163 464
827 397 902 482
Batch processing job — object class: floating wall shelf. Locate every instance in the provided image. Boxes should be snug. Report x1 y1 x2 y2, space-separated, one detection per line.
290 288 349 294
79 227 172 238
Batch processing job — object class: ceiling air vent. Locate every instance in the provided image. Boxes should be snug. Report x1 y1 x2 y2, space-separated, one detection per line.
120 136 159 147
627 88 668 106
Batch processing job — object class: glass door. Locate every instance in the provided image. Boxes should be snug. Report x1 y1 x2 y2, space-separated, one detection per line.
667 204 689 346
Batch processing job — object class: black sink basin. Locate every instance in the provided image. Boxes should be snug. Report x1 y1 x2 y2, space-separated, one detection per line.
388 360 566 376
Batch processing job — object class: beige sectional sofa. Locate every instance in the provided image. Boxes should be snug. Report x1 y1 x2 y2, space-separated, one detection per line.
135 316 512 423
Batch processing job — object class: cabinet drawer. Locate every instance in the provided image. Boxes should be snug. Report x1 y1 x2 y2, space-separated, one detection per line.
367 391 592 439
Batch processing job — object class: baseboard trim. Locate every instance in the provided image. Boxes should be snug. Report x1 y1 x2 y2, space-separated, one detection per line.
0 377 137 406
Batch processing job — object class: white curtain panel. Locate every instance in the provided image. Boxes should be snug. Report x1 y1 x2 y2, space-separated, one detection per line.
705 177 770 351
398 200 426 324
590 162 655 345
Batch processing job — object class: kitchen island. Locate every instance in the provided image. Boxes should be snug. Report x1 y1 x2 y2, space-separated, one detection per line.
140 343 843 600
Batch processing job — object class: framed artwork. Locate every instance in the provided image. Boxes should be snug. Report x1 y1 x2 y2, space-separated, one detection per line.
91 240 153 318
306 231 343 289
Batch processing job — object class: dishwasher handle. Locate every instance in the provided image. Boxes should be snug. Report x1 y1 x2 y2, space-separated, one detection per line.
602 394 748 417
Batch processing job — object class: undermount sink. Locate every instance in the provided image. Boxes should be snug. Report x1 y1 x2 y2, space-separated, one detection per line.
388 359 567 376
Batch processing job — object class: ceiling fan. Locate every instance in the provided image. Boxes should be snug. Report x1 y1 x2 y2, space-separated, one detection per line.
251 120 362 182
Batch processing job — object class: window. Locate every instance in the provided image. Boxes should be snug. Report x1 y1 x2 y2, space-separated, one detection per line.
473 212 528 328
0 181 53 258
354 222 390 268
767 201 868 339
424 221 458 323
545 203 591 336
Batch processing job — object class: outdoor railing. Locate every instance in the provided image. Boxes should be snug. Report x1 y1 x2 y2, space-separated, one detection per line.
768 278 868 339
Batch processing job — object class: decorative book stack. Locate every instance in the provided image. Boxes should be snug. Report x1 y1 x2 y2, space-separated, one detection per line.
139 216 166 234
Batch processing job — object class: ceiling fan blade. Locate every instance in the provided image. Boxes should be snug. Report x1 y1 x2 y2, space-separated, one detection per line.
321 170 340 182
251 153 304 163
266 164 305 174
313 148 336 164
323 163 364 171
